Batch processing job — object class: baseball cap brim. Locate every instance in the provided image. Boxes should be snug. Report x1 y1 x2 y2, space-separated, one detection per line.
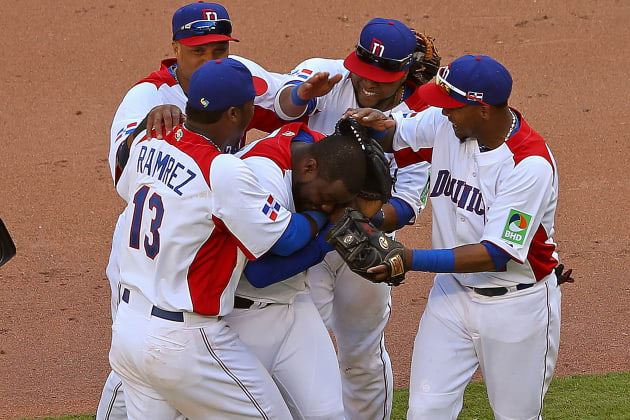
343 52 406 84
179 34 239 46
417 82 468 109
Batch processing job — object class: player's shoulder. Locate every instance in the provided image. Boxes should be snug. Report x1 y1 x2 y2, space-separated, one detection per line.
134 58 178 88
211 153 253 183
505 110 554 170
229 55 268 73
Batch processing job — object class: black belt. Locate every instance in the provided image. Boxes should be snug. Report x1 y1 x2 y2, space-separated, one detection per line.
233 296 277 309
122 288 184 322
468 283 534 297
234 296 257 309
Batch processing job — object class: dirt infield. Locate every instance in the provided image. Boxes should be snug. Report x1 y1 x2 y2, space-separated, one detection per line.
0 0 628 417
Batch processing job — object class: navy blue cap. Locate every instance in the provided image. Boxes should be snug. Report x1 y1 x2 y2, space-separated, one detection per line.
418 55 513 108
187 58 256 111
344 18 417 83
172 3 238 46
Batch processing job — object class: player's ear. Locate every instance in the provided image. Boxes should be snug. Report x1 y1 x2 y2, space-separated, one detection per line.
302 158 318 180
225 106 240 123
479 105 491 120
172 41 180 58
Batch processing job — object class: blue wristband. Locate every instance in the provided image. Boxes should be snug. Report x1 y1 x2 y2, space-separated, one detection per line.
368 127 387 141
370 209 385 228
411 249 456 273
291 85 309 106
303 210 329 231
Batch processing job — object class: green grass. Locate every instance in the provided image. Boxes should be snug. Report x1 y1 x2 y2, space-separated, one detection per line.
15 372 630 420
392 372 630 419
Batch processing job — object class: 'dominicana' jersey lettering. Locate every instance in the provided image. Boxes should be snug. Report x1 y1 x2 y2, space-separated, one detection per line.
392 106 559 286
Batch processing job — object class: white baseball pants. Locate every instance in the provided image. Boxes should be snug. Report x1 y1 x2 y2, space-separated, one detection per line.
109 288 292 420
224 294 345 420
309 251 393 420
407 273 561 420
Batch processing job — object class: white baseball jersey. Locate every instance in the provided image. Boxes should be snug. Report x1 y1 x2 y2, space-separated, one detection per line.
233 122 327 304
109 55 288 182
280 57 431 219
392 106 559 287
115 126 293 316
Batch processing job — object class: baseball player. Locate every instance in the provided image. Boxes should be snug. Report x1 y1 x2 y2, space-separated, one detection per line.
345 55 562 419
110 58 334 419
273 18 439 420
98 3 291 418
223 123 372 419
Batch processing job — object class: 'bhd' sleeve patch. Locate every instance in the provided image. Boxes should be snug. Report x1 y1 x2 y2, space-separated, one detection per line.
501 209 531 245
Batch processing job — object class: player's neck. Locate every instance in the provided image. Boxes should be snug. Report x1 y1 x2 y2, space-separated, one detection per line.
176 68 190 94
477 108 516 150
184 121 224 151
372 84 406 112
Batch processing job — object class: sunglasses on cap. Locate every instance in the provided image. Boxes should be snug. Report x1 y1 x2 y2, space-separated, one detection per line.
355 44 413 73
174 19 233 37
436 66 490 106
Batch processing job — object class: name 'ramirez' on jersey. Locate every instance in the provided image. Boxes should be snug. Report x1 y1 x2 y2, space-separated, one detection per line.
136 143 196 196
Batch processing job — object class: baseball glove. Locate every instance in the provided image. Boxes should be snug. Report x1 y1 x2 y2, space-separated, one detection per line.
0 218 16 268
325 208 406 286
408 30 441 86
555 264 574 285
334 117 393 203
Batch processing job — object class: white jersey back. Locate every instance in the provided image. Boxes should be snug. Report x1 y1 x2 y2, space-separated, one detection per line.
234 123 327 303
282 57 431 219
115 126 292 316
392 107 559 287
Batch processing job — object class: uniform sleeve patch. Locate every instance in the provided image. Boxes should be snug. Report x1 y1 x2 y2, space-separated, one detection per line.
262 194 282 221
501 209 532 245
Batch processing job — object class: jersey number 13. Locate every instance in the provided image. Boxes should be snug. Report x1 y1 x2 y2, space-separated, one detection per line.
129 186 164 259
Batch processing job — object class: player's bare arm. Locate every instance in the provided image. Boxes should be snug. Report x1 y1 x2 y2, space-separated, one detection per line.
366 243 496 282
278 72 342 118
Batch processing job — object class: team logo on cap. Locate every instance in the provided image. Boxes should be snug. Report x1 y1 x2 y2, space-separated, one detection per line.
501 209 532 245
370 39 385 57
200 98 209 108
203 9 218 20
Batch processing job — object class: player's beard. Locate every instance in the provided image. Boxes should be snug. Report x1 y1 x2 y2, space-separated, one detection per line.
356 89 398 111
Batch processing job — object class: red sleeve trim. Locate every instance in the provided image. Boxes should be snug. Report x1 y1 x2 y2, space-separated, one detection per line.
241 122 324 173
393 147 433 167
505 109 555 175
212 215 256 261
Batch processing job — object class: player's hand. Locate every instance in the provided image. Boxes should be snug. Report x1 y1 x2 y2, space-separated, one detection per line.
147 105 186 139
297 72 343 100
342 108 396 131
367 247 413 281
329 203 350 223
351 197 383 218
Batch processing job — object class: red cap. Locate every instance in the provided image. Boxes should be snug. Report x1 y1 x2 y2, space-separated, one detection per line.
343 51 406 83
416 82 467 108
179 34 239 46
